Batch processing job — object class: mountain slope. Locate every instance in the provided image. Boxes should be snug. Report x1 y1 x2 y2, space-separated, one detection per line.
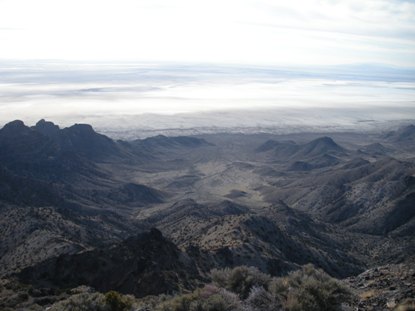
386 124 415 142
18 229 202 297
144 199 364 277
256 136 346 161
262 156 415 236
0 120 414 306
0 203 142 276
294 137 346 159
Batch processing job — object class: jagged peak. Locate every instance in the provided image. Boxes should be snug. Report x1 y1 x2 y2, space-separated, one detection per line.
302 136 344 152
34 119 60 137
0 120 30 134
310 136 337 145
2 120 26 129
35 119 59 128
67 123 95 133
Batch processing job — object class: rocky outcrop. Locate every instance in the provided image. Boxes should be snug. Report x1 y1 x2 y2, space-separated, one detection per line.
346 263 415 311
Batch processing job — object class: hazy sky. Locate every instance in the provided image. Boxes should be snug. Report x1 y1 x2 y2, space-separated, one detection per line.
0 1 414 135
1 0 414 66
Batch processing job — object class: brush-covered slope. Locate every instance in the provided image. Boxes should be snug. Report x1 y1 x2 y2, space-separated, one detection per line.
18 229 202 297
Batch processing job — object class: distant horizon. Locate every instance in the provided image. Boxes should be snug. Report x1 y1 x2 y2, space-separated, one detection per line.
2 58 415 72
1 106 414 140
0 60 414 138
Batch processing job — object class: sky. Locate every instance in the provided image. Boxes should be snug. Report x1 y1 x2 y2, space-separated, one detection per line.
0 0 414 136
0 0 415 66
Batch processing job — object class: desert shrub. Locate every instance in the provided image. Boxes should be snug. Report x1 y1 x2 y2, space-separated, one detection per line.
215 289 241 310
47 264 352 311
245 286 282 311
69 286 95 295
210 264 353 310
156 292 199 311
48 292 107 311
268 277 289 302
201 288 242 311
155 286 241 311
48 290 136 311
196 292 233 311
211 266 271 298
281 264 352 311
395 298 415 311
105 291 133 311
198 284 220 299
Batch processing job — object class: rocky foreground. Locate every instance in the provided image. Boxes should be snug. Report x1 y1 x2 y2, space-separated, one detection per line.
346 264 415 311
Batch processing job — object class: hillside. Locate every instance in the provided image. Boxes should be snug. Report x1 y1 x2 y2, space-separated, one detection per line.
0 120 414 310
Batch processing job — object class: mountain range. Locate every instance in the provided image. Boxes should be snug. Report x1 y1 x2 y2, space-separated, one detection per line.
0 119 414 310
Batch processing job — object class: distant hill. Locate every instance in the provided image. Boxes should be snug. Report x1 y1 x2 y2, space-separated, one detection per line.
294 137 346 158
358 142 391 156
256 136 346 160
385 124 415 142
